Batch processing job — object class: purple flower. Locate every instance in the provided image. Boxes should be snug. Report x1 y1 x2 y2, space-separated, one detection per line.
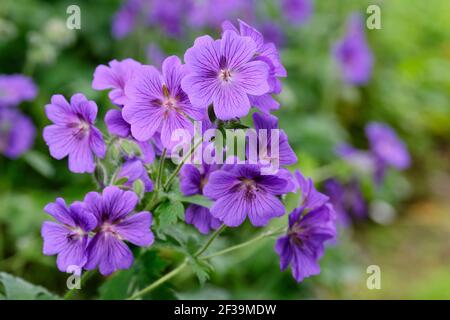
0 108 36 159
146 0 191 37
92 58 141 106
180 163 221 234
43 94 106 173
222 20 287 113
41 198 96 272
181 30 270 120
105 109 156 164
333 13 373 85
146 43 166 68
0 74 37 107
203 164 287 227
117 157 154 192
275 204 336 282
280 0 313 26
251 112 297 167
84 186 154 276
294 169 329 210
112 0 142 39
260 22 285 48
123 55 204 148
323 178 367 226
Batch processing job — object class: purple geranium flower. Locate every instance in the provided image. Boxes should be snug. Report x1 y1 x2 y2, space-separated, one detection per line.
84 186 154 276
0 108 36 159
0 74 37 107
123 55 204 148
92 58 141 106
41 198 96 272
333 13 373 85
43 94 106 173
203 164 287 227
146 43 166 68
146 0 191 37
280 0 313 26
117 157 154 192
294 169 329 210
112 0 142 39
250 112 297 167
275 204 336 282
180 163 221 234
323 178 367 226
181 30 270 120
260 22 285 48
222 19 287 114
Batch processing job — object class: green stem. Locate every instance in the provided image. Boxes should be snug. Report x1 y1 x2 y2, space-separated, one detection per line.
156 148 167 190
195 224 226 257
201 227 285 260
163 139 202 191
127 259 188 300
63 270 94 300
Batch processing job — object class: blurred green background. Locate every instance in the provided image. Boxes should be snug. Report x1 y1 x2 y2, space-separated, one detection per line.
0 0 449 299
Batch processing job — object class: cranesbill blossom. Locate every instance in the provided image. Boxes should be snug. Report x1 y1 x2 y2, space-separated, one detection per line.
43 94 106 173
294 169 329 210
280 0 313 26
112 0 142 39
222 20 287 113
0 74 37 107
333 14 373 85
146 0 191 37
123 55 204 148
0 108 36 159
92 58 141 106
117 157 154 192
84 186 154 275
181 30 270 120
203 164 287 227
180 163 221 234
275 204 336 282
41 198 96 272
251 112 297 166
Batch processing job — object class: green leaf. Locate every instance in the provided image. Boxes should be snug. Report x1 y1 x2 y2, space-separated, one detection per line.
188 258 213 285
23 151 55 178
0 272 59 300
154 199 184 230
167 193 213 209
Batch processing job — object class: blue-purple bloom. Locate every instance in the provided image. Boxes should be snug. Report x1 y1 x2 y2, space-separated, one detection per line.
294 169 329 210
180 163 222 234
280 0 313 26
146 43 166 68
43 94 106 173
181 29 270 120
41 198 96 272
0 74 37 107
0 108 36 159
275 204 336 282
112 0 142 39
146 0 191 37
123 55 204 148
92 58 141 106
333 13 373 85
117 157 154 192
84 186 154 275
203 164 288 227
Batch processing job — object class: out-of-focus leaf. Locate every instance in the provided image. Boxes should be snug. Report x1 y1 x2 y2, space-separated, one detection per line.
189 258 213 285
167 192 213 208
154 199 184 230
0 272 59 300
23 151 55 178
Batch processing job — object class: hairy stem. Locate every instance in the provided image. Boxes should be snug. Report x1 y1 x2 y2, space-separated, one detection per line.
63 270 94 300
156 148 167 190
195 224 226 257
127 259 188 300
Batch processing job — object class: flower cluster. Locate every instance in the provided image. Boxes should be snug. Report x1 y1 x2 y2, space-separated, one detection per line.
42 186 154 275
41 19 336 285
0 74 37 159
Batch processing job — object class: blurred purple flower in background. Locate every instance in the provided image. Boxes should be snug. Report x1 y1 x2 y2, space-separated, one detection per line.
323 178 367 226
147 0 192 37
366 122 410 183
0 108 36 159
0 74 37 107
280 0 313 26
275 204 336 282
260 22 285 48
180 163 222 234
84 186 154 275
123 55 204 148
41 198 96 272
146 43 166 68
333 13 373 85
182 30 269 120
203 164 288 227
112 0 142 39
92 58 141 106
43 94 106 173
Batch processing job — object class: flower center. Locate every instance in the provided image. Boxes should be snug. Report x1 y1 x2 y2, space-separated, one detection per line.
68 226 85 241
100 222 123 240
239 178 259 199
219 69 232 82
